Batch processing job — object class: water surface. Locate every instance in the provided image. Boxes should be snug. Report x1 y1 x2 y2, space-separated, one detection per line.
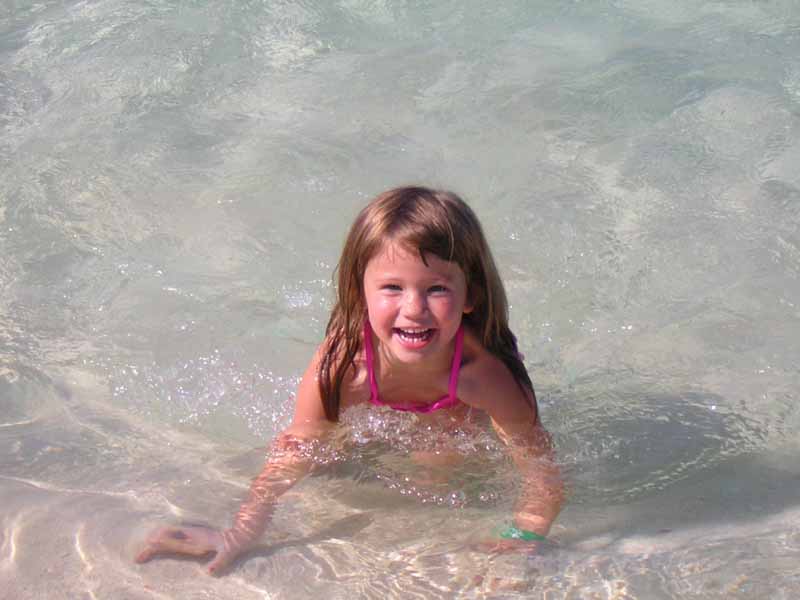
3 1 800 598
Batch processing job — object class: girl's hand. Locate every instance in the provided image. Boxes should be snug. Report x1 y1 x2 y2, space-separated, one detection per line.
134 525 247 575
472 537 541 556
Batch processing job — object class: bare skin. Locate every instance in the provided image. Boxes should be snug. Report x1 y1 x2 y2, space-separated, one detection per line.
135 339 562 573
135 526 228 574
135 249 564 574
134 429 318 574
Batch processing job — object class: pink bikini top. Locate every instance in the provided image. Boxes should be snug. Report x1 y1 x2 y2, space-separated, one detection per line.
363 320 464 413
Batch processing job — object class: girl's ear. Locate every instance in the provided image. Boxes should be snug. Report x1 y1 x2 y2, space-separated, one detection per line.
463 289 475 314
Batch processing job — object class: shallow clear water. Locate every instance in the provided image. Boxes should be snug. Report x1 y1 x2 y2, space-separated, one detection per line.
3 1 800 598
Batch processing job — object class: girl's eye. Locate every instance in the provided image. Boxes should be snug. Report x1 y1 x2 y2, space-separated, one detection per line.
382 284 402 291
429 285 448 293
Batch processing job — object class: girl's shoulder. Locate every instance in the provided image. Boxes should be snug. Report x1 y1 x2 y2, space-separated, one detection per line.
294 338 371 422
334 346 372 407
458 326 533 413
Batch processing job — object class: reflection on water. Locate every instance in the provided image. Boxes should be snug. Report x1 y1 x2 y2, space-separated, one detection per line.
3 0 800 598
4 366 800 598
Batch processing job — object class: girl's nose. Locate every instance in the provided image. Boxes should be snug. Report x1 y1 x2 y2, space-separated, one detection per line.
402 290 428 317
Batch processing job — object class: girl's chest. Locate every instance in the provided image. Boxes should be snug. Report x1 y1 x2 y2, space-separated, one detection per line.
341 363 483 430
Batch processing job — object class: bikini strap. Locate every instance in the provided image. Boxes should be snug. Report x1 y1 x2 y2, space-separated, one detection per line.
447 324 465 401
363 320 464 408
363 320 381 405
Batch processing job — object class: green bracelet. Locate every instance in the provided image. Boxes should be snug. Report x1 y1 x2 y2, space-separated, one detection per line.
499 525 547 542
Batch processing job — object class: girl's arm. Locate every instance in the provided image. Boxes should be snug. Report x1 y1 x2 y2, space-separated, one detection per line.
467 359 565 547
491 405 564 541
211 354 332 572
135 347 332 574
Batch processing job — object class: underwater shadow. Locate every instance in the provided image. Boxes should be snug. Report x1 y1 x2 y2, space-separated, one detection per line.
553 389 800 545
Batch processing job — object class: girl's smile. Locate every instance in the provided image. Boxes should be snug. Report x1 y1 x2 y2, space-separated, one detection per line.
393 327 434 349
363 242 473 363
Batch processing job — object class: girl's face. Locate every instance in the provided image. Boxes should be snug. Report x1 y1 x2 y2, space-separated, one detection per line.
363 242 473 364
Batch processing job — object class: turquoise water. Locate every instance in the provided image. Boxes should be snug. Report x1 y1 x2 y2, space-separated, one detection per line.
3 1 800 597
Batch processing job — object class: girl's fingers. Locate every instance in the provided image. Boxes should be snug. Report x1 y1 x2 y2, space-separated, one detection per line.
134 545 157 563
206 551 232 576
471 538 539 555
206 530 247 575
134 525 221 563
134 527 177 563
180 526 225 552
135 525 249 576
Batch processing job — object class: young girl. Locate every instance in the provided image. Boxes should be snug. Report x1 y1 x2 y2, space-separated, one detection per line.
135 186 564 574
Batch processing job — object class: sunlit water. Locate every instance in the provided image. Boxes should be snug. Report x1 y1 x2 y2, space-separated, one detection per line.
3 1 800 598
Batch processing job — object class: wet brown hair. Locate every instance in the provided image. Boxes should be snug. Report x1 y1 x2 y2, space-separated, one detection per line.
318 186 534 421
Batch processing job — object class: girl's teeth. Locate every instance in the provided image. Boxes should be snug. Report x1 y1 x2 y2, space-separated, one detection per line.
396 328 432 341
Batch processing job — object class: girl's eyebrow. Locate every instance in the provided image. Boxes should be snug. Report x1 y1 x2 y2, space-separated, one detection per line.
373 272 457 283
